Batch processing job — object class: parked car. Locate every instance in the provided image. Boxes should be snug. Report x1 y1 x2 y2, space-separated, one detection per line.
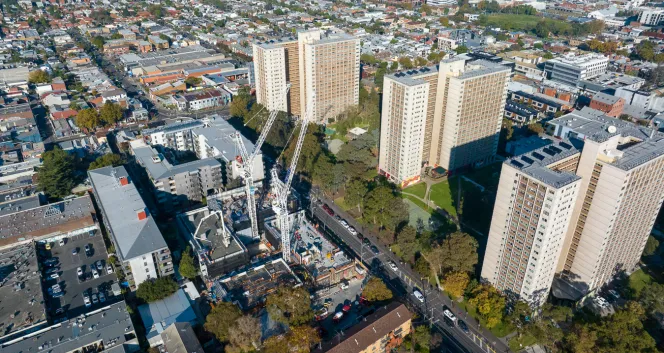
77 267 83 276
83 295 91 307
413 290 425 303
388 261 398 272
348 227 358 236
72 247 78 255
99 292 106 303
107 265 113 275
340 281 349 290
370 245 380 255
52 291 64 298
340 220 349 228
92 269 99 279
85 244 92 257
92 293 99 304
49 273 59 279
58 239 65 246
96 261 103 271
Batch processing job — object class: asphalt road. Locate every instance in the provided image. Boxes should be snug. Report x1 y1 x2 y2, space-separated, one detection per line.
307 195 510 353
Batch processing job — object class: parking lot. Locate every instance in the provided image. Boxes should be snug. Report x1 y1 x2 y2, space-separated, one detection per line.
313 276 373 337
38 231 121 320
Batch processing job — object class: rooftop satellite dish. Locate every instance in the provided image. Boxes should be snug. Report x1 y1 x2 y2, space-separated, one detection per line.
607 125 617 134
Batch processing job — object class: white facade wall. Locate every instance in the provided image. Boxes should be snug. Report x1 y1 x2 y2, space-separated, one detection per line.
128 255 159 286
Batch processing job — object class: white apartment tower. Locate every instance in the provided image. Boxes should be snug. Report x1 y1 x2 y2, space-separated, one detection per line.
481 141 581 306
378 58 511 186
253 29 360 123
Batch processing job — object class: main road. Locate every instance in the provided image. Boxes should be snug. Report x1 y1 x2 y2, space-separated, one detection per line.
306 193 510 353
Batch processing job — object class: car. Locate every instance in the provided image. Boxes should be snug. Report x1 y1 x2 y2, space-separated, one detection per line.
85 244 92 256
608 289 621 300
370 245 380 255
443 309 458 326
49 273 59 279
45 267 59 274
322 204 334 216
340 220 349 228
96 261 103 271
99 292 106 303
413 290 425 303
52 291 65 298
58 239 65 246
55 308 65 315
458 320 469 333
44 258 58 265
92 269 99 279
83 295 91 307
362 238 371 246
77 267 83 276
72 248 78 255
45 243 52 250
334 215 341 221
340 282 349 290
348 227 358 235
107 265 113 275
92 294 99 304
388 261 399 272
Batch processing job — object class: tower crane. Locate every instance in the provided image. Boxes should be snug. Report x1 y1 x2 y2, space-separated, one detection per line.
233 84 291 241
271 93 314 262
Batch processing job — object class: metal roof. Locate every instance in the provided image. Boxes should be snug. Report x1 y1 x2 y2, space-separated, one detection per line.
506 140 581 188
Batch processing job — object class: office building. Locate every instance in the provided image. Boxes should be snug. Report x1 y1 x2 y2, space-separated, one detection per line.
378 58 511 186
482 107 664 305
544 53 609 87
589 92 625 117
130 141 223 211
638 8 664 26
253 29 360 123
549 108 664 301
88 166 174 288
481 141 582 306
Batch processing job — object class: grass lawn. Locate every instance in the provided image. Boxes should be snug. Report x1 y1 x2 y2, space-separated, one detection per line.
429 177 458 218
402 194 430 212
509 332 538 352
403 182 427 199
334 196 352 211
457 299 514 338
629 269 653 296
485 14 541 31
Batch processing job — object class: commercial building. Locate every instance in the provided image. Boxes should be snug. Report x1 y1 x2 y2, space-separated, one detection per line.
378 58 511 186
253 29 360 123
314 302 413 353
578 72 645 94
481 141 582 306
482 107 664 305
130 140 222 210
638 8 664 26
589 92 625 117
88 166 174 289
0 301 138 353
544 53 609 87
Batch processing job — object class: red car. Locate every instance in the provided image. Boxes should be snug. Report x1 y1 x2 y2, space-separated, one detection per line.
322 204 334 216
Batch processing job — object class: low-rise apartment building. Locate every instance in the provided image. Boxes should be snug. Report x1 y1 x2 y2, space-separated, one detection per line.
89 166 174 289
544 53 608 87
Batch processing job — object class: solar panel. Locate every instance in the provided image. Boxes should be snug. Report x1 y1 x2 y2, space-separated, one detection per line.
542 148 555 156
549 146 562 154
559 142 572 149
511 160 524 168
532 152 545 161
521 156 534 164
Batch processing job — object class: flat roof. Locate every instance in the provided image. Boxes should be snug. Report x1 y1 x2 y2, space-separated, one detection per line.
132 143 220 180
506 140 581 188
88 166 167 261
0 196 96 248
178 205 247 263
0 193 42 216
0 301 136 353
138 289 197 334
191 116 257 163
0 242 46 337
142 119 204 136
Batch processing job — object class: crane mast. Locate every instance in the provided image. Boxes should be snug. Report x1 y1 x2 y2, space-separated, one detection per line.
271 94 314 262
233 84 290 241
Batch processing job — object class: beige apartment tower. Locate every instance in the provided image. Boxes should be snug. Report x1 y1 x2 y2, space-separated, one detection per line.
482 107 664 306
253 30 360 123
378 58 511 186
481 141 581 307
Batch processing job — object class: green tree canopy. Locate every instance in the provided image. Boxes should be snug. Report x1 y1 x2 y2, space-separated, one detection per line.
427 231 478 275
178 246 197 279
226 316 261 353
99 101 125 126
184 76 202 86
136 277 178 303
29 69 51 84
643 235 659 257
266 286 313 325
75 108 101 131
468 284 506 328
362 277 393 302
363 185 409 231
37 148 76 199
204 302 242 342
91 36 105 50
89 153 123 170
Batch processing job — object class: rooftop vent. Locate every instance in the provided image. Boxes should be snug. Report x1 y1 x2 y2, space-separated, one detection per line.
136 209 147 221
119 176 129 186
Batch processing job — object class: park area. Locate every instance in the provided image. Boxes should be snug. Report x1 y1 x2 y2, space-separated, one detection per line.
482 13 541 31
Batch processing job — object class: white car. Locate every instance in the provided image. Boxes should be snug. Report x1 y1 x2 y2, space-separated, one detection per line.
92 269 99 279
49 273 59 279
58 239 65 246
83 295 91 307
107 265 113 275
340 220 349 228
77 267 83 276
340 282 349 290
348 227 358 236
413 290 425 303
388 261 399 272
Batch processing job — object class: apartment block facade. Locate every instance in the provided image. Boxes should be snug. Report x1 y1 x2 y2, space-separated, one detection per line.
544 53 609 87
253 29 360 123
378 58 511 186
481 141 581 306
482 107 664 305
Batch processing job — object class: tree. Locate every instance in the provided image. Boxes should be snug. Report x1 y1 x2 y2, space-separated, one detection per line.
37 148 76 199
264 326 320 353
533 42 544 49
390 61 399 71
226 316 261 353
75 108 101 130
455 45 468 54
29 69 51 84
468 284 505 328
427 232 478 275
266 286 313 325
185 76 202 86
639 282 664 316
230 90 251 119
205 302 242 342
362 277 393 302
543 52 554 59
136 277 179 303
179 246 197 279
363 186 408 231
398 57 414 69
345 179 368 213
99 101 125 126
439 17 449 26
110 32 124 40
69 101 80 111
643 235 659 257
89 153 123 170
443 271 469 298
91 36 105 50
415 56 428 67
395 225 418 261
412 325 432 352
527 122 544 135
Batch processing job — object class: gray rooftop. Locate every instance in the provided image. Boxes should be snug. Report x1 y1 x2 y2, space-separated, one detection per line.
88 166 167 261
592 92 622 105
0 193 42 216
179 206 247 262
132 145 221 180
507 140 581 188
192 116 257 163
0 301 136 353
551 108 664 171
